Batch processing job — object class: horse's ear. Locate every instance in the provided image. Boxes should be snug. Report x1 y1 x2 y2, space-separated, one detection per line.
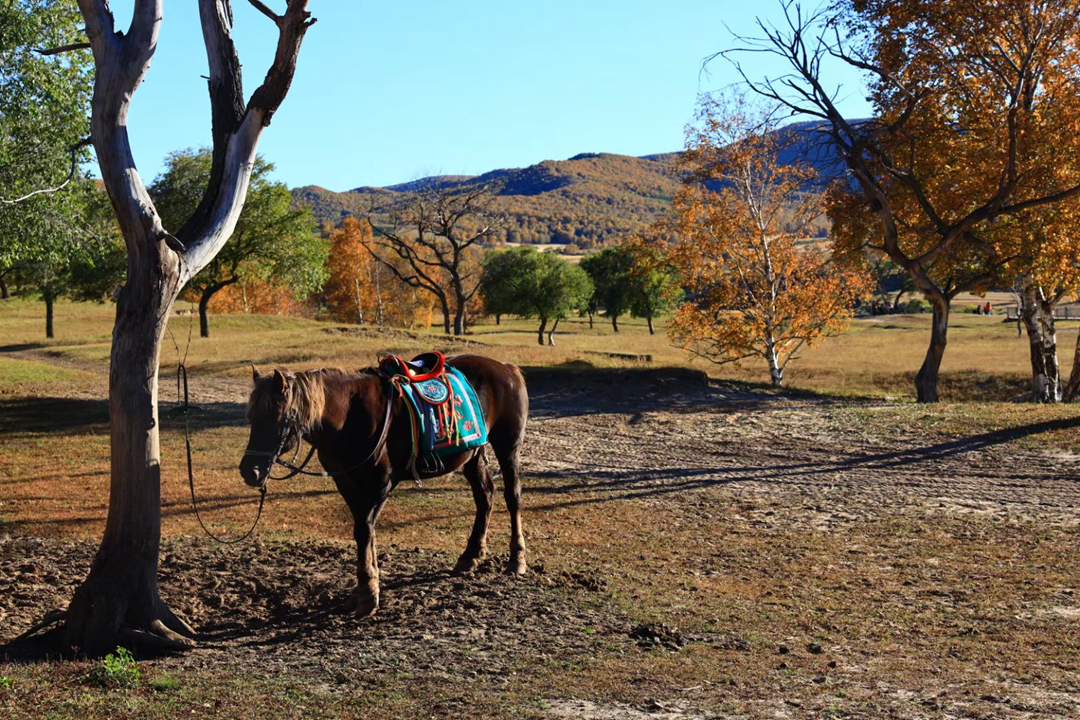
251 364 261 383
272 368 288 394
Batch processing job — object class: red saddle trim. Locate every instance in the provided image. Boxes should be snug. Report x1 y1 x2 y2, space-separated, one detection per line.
378 351 446 382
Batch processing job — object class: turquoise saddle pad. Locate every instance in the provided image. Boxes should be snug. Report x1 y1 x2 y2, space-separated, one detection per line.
399 365 488 459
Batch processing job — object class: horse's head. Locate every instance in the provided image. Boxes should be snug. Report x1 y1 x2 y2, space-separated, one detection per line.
239 365 299 487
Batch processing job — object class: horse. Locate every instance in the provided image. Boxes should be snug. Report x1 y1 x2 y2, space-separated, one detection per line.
239 354 529 617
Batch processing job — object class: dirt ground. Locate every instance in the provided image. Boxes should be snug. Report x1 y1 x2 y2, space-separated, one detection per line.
2 364 1080 718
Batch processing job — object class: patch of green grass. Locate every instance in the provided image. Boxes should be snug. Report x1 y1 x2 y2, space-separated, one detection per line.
93 647 139 689
147 675 180 693
0 357 91 387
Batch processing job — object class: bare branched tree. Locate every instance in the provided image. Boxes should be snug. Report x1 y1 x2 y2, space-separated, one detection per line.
364 182 501 335
51 0 316 655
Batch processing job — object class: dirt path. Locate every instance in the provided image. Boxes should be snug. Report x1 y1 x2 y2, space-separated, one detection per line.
527 370 1080 526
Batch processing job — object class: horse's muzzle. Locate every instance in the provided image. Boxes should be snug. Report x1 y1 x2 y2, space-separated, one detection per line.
239 458 267 488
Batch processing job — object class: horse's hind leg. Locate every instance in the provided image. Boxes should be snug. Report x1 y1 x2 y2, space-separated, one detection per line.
454 452 494 574
493 441 527 575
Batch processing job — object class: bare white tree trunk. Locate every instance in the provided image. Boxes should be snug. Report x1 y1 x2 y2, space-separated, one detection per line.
375 265 385 326
1020 275 1062 402
62 0 315 655
352 277 363 324
766 343 783 387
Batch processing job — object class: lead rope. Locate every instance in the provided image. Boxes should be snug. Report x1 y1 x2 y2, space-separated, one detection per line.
177 362 266 544
167 305 265 545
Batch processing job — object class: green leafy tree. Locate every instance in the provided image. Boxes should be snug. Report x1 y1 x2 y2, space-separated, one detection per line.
0 0 93 298
150 148 328 337
480 247 592 344
625 237 683 335
20 182 126 337
480 248 537 324
532 252 593 345
581 246 634 332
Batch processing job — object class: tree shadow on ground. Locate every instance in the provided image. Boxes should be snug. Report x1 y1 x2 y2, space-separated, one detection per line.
0 343 48 353
522 362 837 419
0 396 246 437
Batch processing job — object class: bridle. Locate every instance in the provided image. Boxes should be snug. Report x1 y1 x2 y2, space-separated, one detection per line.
242 382 396 482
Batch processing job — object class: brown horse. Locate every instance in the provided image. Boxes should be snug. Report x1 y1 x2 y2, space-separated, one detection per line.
239 354 529 617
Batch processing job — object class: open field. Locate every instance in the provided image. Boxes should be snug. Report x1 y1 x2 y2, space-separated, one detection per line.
2 298 1079 718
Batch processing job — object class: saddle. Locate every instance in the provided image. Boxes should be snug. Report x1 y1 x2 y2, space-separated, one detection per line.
379 351 445 382
378 352 488 478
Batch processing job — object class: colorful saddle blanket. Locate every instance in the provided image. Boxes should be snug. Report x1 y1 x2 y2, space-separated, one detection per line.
379 352 488 467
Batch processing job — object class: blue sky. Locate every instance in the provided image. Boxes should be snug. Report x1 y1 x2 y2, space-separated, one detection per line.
110 1 870 191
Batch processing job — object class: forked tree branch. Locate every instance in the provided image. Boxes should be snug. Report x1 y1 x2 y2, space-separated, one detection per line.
178 0 316 282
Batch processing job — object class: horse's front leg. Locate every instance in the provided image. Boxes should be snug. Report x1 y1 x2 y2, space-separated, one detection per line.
352 491 390 617
336 475 390 618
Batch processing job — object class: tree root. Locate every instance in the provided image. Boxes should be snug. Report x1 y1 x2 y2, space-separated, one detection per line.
118 618 197 653
158 604 198 640
11 607 68 643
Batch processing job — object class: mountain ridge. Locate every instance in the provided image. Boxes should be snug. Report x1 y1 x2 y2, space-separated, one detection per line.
292 122 842 246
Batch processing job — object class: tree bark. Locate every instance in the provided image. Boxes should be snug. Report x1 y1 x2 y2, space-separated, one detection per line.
766 344 783 387
45 294 54 338
914 297 949 403
611 314 619 333
647 315 655 335
453 291 466 336
1020 277 1061 402
546 317 560 346
537 317 547 346
0 274 9 299
438 294 451 335
1064 327 1080 402
495 314 501 326
64 266 189 656
587 312 593 329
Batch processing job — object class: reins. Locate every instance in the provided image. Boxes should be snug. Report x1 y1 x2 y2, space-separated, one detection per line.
260 389 395 480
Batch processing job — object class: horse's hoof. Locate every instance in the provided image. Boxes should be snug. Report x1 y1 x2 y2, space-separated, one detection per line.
354 592 379 618
505 557 528 576
453 555 482 575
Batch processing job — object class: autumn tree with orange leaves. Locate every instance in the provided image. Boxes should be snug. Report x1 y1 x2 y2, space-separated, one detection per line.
322 216 439 329
323 217 378 324
729 0 1080 402
669 97 869 387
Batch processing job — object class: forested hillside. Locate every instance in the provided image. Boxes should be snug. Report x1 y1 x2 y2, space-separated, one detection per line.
292 121 841 247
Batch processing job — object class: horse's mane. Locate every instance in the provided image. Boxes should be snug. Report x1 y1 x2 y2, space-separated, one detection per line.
249 367 380 429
